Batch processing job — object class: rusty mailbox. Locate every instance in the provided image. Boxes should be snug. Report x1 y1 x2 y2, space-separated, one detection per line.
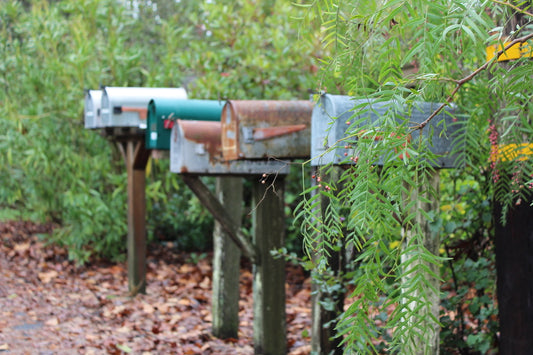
100 87 187 128
146 99 225 150
311 94 460 168
221 100 314 161
84 89 103 129
170 120 289 175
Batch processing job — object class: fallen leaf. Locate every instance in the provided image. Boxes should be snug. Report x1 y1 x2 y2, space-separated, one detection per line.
45 317 59 326
38 270 58 283
14 242 31 253
116 343 132 353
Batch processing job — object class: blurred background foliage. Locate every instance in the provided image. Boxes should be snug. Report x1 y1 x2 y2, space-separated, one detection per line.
0 0 320 262
0 0 503 350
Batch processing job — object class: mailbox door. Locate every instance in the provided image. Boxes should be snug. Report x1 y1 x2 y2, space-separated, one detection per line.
170 120 289 175
101 87 187 128
311 94 459 168
146 99 225 150
221 100 313 161
84 90 103 129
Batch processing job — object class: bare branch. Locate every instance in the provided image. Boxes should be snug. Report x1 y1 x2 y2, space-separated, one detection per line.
411 32 533 131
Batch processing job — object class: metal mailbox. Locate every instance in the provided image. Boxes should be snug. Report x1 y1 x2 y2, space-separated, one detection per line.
221 100 314 161
146 99 225 150
100 87 187 128
311 94 460 168
84 89 103 129
170 120 289 175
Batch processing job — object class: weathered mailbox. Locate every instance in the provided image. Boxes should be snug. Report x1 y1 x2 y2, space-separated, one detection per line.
171 120 289 175
221 100 314 161
146 99 225 150
84 89 103 129
100 87 187 128
311 94 460 168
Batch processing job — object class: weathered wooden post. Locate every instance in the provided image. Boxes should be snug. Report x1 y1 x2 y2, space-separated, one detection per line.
170 117 293 353
148 98 246 339
85 87 187 295
221 100 312 354
311 94 460 354
211 177 243 339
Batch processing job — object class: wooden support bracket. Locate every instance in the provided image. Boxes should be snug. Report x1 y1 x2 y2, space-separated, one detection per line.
181 174 257 264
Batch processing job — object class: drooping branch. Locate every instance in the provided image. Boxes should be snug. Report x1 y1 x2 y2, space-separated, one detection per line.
491 0 533 18
411 32 533 131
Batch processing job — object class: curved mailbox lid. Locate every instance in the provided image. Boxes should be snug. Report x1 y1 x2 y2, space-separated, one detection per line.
101 87 187 128
311 94 460 168
84 90 103 129
170 120 289 175
146 99 225 150
221 100 314 161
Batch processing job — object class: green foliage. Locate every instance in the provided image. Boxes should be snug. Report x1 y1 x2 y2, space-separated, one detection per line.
0 0 321 263
295 0 532 352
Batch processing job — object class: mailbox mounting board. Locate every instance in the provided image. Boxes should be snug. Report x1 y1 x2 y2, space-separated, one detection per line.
84 90 103 129
101 87 187 128
311 94 460 168
221 100 313 161
171 120 289 175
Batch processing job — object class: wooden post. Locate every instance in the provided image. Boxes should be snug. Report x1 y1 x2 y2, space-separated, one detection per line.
401 171 440 355
212 177 243 339
251 175 286 355
120 138 150 296
494 196 533 353
311 166 344 355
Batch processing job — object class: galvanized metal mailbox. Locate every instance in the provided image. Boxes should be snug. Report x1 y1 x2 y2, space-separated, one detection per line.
311 94 460 168
84 89 103 129
221 100 314 161
170 120 289 175
100 87 187 128
146 99 225 150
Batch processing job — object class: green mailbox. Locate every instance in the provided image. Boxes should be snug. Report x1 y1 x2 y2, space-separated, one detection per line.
146 99 225 150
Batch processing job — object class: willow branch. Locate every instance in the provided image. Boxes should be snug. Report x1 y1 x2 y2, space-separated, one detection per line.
411 32 533 131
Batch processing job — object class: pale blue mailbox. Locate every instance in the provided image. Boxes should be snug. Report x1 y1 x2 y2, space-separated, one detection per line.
311 94 460 168
84 90 103 129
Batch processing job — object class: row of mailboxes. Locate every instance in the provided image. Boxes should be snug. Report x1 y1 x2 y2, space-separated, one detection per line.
85 89 461 170
84 87 188 129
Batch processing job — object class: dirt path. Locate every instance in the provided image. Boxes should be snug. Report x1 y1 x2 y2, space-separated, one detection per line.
0 221 312 354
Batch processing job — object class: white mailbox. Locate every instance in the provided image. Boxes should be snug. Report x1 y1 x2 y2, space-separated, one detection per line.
84 90 103 129
100 87 187 128
170 120 289 175
311 94 460 168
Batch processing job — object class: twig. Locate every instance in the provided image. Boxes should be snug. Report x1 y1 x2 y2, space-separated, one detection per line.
411 32 533 131
491 0 533 18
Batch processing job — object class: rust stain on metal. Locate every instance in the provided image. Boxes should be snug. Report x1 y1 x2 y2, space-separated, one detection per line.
177 120 223 160
221 100 313 160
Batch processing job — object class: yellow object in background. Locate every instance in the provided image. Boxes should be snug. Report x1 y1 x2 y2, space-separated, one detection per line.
491 143 533 162
486 42 533 61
